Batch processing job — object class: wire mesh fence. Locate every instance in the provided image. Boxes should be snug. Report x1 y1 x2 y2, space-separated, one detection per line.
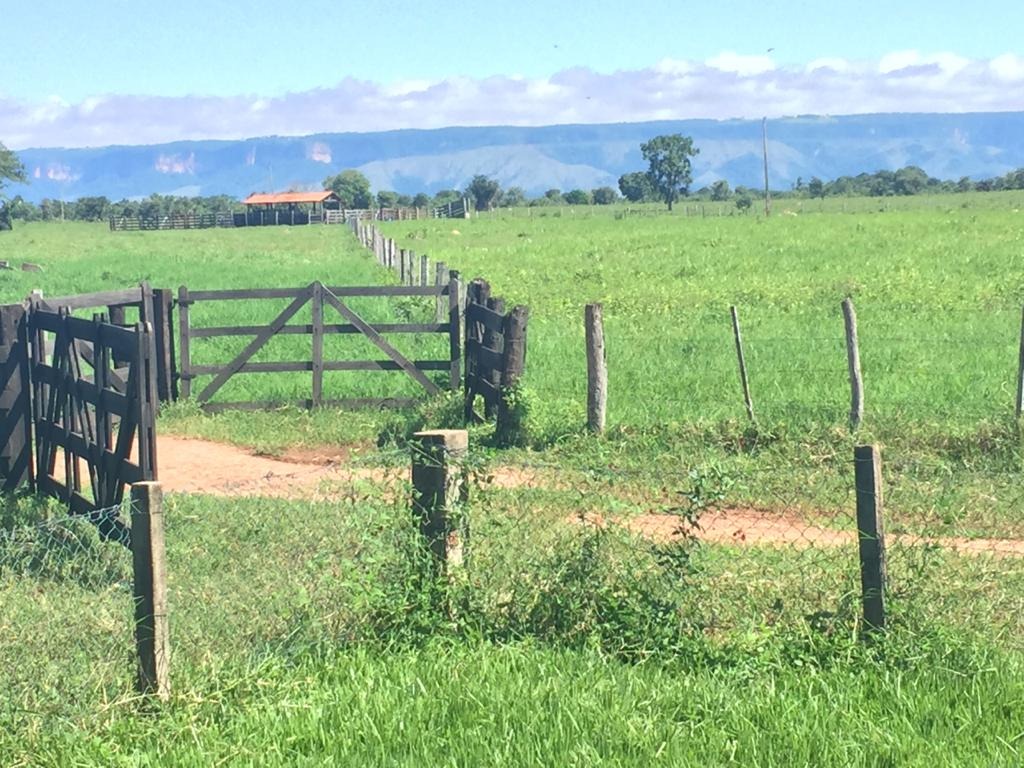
2 438 1022 728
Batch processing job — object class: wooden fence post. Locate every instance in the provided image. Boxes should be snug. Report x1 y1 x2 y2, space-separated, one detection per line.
420 254 429 288
585 303 607 433
1016 305 1024 418
496 306 529 447
131 481 170 700
730 305 755 422
448 270 462 393
842 298 864 430
311 281 324 408
483 297 506 418
399 248 407 284
412 430 468 572
177 286 191 400
0 304 32 491
435 262 448 323
854 445 886 636
463 279 490 421
152 288 176 402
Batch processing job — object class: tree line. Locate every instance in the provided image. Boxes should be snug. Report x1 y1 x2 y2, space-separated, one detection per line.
3 137 1024 229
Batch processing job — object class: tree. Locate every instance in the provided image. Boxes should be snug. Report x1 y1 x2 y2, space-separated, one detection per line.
75 196 110 221
563 189 591 205
710 179 731 201
412 192 430 208
893 166 930 196
618 172 652 202
0 142 26 193
433 189 463 207
465 175 500 211
323 169 372 209
735 195 753 213
544 189 563 204
376 190 399 209
0 141 26 231
807 177 825 199
592 186 619 205
640 134 699 211
500 187 527 208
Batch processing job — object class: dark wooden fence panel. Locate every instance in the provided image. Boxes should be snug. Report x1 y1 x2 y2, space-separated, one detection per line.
34 283 175 404
463 278 528 430
433 198 470 219
28 306 157 545
0 304 33 491
109 213 235 231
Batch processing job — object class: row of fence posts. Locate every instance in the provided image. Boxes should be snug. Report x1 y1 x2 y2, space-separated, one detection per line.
350 218 454 323
125 427 473 702
580 300 904 639
128 432 885 705
586 298 1024 433
407 431 887 639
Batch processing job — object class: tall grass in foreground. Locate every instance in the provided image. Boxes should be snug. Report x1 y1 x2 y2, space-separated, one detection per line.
2 477 1022 764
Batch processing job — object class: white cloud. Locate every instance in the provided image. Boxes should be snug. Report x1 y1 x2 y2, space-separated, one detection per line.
806 57 854 74
1 51 1021 150
878 50 922 73
990 53 1024 81
654 58 693 76
706 51 775 76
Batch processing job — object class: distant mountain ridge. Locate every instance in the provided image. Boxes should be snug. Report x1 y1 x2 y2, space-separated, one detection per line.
8 112 1024 203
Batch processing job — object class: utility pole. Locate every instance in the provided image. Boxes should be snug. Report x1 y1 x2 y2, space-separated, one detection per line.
762 117 771 217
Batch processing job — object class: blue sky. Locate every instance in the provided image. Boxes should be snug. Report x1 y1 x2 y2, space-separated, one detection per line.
2 0 1022 147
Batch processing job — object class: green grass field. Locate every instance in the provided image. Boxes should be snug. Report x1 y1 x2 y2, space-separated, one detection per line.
2 201 1024 765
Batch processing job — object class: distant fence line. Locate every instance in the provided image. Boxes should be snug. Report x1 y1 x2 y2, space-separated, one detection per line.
433 198 470 219
109 207 428 232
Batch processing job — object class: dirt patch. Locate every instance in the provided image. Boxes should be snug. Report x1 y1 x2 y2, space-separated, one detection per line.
157 436 395 499
622 511 1024 557
155 436 1024 556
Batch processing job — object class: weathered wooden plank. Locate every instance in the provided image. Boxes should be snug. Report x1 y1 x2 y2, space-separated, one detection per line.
32 364 131 416
135 320 159 484
36 287 144 311
33 422 145 484
188 285 444 301
131 482 171 700
321 289 440 395
463 279 490 421
482 297 506 418
0 304 32 492
585 304 605 434
30 312 138 358
196 287 313 403
464 339 503 372
190 322 449 338
466 301 505 334
189 359 453 376
842 298 864 431
200 397 418 413
496 305 529 446
152 288 176 402
178 286 191 399
311 282 324 407
854 445 886 636
448 271 462 393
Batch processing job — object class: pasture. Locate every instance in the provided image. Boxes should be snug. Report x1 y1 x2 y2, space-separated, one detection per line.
1 200 1023 765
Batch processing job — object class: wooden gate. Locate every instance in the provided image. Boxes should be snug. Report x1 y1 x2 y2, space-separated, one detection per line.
28 306 158 545
178 277 462 412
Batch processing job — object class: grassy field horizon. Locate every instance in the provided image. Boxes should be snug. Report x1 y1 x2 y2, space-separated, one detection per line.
2 198 1024 765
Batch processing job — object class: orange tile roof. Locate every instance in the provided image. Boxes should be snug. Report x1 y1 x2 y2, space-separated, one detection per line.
243 190 339 205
